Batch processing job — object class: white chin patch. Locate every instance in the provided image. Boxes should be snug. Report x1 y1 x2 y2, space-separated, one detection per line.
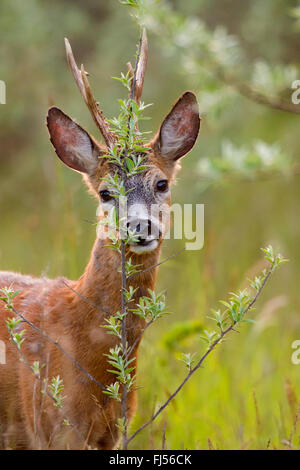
129 239 159 254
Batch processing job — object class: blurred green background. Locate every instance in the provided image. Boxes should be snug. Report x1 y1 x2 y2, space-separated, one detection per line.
0 0 299 449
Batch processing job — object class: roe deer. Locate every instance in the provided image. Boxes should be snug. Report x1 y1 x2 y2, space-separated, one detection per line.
0 34 200 449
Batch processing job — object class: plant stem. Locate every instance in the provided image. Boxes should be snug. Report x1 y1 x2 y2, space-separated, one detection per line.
120 239 128 449
6 330 86 447
0 301 107 392
126 267 272 446
119 27 145 450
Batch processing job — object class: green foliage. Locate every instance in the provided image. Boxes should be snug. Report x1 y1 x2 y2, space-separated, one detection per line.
116 416 128 434
133 243 293 449
119 0 140 7
103 381 122 402
131 0 298 185
5 316 26 350
161 320 204 350
48 375 66 409
252 62 298 95
138 0 299 116
112 70 133 91
130 290 168 321
123 259 142 277
179 352 196 371
97 43 171 440
31 361 43 379
198 140 292 182
105 94 152 160
200 329 217 348
0 0 298 451
124 286 138 302
261 245 289 272
199 246 289 347
102 313 123 339
0 286 20 311
105 345 136 390
290 2 300 30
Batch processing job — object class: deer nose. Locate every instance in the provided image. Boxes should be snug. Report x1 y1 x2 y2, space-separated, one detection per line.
127 218 151 241
126 218 161 244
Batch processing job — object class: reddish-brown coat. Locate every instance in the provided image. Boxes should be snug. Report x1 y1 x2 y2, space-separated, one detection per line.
0 90 200 450
0 238 160 449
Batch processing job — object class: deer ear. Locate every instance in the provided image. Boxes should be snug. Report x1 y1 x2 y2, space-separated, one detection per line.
153 91 200 161
47 107 101 174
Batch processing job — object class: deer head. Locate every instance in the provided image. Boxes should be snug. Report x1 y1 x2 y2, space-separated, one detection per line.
47 33 200 255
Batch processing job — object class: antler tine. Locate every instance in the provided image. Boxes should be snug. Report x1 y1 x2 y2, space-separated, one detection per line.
131 28 148 105
64 38 87 103
127 62 134 83
64 38 116 148
80 64 116 147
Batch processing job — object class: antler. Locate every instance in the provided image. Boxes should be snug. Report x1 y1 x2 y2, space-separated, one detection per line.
130 28 148 105
64 30 147 146
64 38 116 148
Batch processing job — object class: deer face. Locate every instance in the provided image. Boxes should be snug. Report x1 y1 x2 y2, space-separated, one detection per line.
47 92 200 254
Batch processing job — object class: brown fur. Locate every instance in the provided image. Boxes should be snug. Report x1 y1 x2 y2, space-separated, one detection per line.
0 91 200 449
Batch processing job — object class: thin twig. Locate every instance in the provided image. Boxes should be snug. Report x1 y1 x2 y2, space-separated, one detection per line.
128 248 186 280
288 403 300 446
126 268 272 445
215 67 300 115
6 331 86 447
161 421 166 450
126 318 154 359
120 27 147 450
233 77 300 115
2 302 107 392
62 280 111 316
120 240 128 450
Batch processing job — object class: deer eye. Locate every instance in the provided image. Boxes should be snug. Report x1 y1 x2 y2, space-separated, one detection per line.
156 179 168 192
99 190 113 202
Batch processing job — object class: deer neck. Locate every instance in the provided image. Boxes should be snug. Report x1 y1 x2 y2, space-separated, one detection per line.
74 237 161 323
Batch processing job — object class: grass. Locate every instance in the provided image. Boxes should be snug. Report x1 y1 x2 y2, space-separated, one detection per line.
132 320 300 449
0 159 299 449
0 154 299 449
0 0 299 451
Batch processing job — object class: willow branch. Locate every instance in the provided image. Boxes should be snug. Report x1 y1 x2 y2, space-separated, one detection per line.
216 67 300 115
1 301 107 392
128 248 186 280
120 27 148 450
6 330 86 447
126 267 272 445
